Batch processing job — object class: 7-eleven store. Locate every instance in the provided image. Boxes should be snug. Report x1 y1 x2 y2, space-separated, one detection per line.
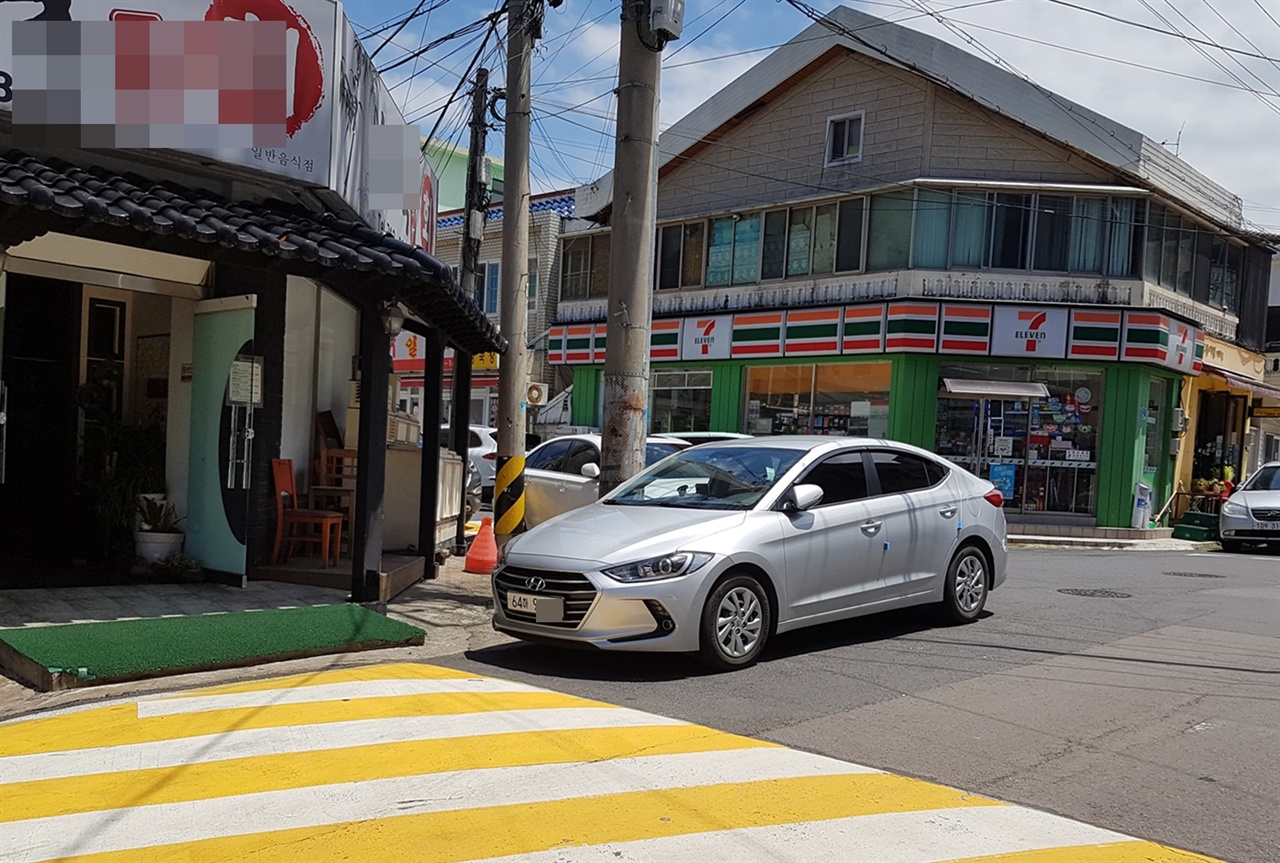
550 301 1205 529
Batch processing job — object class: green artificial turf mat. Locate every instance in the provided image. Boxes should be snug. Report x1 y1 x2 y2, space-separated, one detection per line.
0 604 425 683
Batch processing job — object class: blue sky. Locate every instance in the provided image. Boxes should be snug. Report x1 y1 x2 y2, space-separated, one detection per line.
340 0 1280 232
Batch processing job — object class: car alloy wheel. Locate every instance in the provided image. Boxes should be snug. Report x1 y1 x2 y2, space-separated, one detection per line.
942 547 988 623
699 573 771 670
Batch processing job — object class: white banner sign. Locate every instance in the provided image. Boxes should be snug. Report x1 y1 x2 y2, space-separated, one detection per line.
990 306 1069 358
681 315 733 360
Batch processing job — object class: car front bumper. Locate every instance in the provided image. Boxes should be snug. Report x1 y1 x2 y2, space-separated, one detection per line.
1219 510 1280 543
491 559 712 653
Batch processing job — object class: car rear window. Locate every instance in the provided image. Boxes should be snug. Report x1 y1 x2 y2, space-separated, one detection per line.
869 450 945 494
645 442 683 465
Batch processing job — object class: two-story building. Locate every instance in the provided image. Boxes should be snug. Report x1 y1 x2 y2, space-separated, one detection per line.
549 5 1278 529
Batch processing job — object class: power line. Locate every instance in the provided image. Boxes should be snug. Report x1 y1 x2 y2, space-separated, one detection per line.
369 0 427 61
1044 0 1280 62
378 7 508 76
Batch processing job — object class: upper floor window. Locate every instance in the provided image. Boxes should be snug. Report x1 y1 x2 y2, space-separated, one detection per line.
706 213 761 286
480 262 500 316
561 234 610 301
527 258 538 313
657 222 705 289
826 111 865 165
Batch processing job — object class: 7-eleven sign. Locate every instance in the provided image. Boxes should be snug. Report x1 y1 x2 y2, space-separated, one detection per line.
991 306 1069 358
681 315 731 360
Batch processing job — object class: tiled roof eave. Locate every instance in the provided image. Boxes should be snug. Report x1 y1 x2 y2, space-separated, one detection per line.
0 150 506 354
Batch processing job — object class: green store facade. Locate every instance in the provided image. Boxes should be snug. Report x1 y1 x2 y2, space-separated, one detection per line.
549 300 1204 529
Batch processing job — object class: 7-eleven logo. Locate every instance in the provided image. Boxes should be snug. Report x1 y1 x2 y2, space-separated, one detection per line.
695 318 717 355
1014 311 1048 352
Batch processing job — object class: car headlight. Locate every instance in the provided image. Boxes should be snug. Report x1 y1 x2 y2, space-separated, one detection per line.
1220 500 1247 517
601 552 713 583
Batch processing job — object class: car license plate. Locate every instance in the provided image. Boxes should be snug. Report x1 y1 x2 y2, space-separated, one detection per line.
506 591 564 623
1258 521 1280 531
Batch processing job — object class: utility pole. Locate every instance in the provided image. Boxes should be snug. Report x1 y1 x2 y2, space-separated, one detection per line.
599 0 681 496
452 67 491 553
494 0 540 544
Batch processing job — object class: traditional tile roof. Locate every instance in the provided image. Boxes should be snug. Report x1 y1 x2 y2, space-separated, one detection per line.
436 192 575 229
0 150 505 354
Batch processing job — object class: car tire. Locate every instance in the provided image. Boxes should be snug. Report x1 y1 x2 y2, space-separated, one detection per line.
698 573 771 671
940 546 988 624
1220 538 1246 554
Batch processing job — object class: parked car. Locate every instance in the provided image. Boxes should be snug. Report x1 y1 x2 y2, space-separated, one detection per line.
1218 461 1280 553
440 425 499 500
663 432 754 445
522 433 690 529
493 437 1008 670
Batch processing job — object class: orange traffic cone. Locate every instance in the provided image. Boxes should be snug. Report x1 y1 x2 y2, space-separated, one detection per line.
465 516 498 574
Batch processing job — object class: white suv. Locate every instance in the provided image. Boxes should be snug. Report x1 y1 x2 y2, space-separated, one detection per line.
440 425 499 499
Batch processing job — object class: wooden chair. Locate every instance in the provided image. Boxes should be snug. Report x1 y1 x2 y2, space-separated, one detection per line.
309 448 358 535
272 459 343 567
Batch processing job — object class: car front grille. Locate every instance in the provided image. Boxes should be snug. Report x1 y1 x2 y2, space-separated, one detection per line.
494 566 597 629
1250 508 1280 521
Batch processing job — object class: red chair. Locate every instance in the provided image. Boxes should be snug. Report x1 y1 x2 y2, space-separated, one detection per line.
271 459 343 567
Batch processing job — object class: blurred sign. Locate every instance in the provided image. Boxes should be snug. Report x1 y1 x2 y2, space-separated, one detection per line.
472 353 500 371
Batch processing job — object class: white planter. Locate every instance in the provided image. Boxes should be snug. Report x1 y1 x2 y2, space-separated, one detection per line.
134 531 184 565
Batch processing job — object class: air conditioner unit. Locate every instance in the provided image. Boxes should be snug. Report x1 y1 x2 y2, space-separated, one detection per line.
526 382 549 406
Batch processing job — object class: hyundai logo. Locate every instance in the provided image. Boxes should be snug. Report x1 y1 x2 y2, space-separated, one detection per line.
525 576 547 592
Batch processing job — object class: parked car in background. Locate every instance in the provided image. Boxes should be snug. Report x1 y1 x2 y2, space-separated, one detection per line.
522 433 690 528
1218 461 1280 553
493 437 1008 670
663 432 754 445
440 425 499 500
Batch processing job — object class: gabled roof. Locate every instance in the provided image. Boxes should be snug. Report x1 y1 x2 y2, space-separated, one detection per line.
578 5 1241 229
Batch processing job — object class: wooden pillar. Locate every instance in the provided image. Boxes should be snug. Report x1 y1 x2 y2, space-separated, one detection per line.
350 307 390 603
417 328 444 566
451 350 472 553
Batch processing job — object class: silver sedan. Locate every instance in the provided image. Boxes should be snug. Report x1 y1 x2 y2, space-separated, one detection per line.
493 437 1008 670
1218 461 1280 552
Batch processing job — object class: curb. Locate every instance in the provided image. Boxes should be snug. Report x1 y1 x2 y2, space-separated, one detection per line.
1009 537 1220 551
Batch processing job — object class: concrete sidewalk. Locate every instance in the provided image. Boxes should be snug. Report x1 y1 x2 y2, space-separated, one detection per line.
1009 535 1220 551
0 555 509 721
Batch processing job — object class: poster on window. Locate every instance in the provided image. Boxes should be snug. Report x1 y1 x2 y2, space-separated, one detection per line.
989 463 1017 500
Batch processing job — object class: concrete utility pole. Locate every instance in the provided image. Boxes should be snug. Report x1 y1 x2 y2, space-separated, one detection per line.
452 67 491 554
494 0 539 544
599 0 680 496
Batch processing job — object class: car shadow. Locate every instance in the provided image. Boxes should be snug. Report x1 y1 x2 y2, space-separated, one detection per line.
462 606 993 682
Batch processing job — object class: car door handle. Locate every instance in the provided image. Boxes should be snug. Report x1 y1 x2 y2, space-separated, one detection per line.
860 520 882 535
939 506 958 519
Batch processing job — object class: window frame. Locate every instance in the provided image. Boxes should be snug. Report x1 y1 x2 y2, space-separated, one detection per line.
794 450 873 509
865 449 948 497
825 110 866 167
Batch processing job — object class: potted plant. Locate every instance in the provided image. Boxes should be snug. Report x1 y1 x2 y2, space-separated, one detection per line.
134 497 185 565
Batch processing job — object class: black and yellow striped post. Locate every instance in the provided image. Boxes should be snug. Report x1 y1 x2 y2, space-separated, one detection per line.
493 454 526 541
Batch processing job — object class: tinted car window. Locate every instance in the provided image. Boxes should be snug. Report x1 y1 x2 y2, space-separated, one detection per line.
562 441 600 475
527 439 574 471
469 431 483 448
645 442 684 465
869 450 940 495
800 452 870 506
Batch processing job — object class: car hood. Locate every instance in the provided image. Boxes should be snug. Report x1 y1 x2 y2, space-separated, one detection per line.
1229 489 1280 510
506 503 748 566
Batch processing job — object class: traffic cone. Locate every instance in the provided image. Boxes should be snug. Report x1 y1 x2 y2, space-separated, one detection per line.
465 516 498 574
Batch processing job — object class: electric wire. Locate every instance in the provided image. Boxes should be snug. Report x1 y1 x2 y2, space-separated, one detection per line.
1044 0 1280 62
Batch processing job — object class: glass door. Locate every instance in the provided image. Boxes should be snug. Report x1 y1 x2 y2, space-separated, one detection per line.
935 397 1028 512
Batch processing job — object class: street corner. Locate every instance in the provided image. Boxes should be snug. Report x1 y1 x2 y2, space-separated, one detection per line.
0 662 1224 863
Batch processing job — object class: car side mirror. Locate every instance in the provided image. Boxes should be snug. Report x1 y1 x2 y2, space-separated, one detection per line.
581 462 601 478
783 483 823 512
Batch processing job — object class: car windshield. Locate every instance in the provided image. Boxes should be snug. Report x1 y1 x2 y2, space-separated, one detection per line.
607 446 804 510
1242 465 1280 491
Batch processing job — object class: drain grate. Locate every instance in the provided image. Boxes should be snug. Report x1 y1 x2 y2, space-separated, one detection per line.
1058 588 1132 598
1164 571 1225 579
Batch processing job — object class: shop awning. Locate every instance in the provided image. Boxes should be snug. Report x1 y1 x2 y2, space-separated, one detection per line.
0 151 505 355
941 379 1050 399
1205 368 1280 400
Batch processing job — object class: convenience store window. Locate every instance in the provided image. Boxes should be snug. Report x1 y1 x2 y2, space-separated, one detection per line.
743 362 891 436
1144 377 1167 479
650 370 713 435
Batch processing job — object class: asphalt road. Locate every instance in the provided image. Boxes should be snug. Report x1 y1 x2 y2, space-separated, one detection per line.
437 548 1280 863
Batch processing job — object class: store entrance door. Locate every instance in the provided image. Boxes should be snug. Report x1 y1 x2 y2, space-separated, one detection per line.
936 396 1029 511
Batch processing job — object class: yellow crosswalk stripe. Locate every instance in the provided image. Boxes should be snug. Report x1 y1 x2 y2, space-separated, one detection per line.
51 772 1002 863
0 690 608 758
4 724 776 822
943 841 1223 863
